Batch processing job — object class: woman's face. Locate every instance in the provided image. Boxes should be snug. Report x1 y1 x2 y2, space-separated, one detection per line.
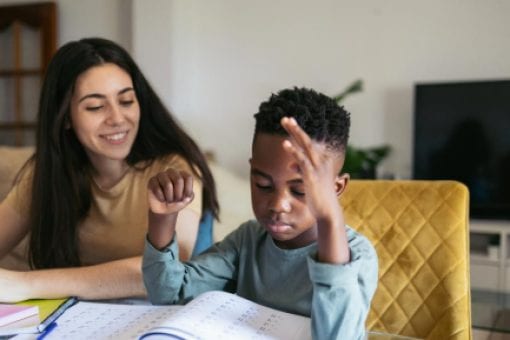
70 63 140 167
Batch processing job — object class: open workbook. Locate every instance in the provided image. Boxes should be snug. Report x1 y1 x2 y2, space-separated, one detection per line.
45 291 312 340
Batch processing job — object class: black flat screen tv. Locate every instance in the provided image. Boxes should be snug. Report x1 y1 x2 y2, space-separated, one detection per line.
413 80 510 220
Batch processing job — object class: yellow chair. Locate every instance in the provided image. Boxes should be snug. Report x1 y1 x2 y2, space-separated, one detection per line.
341 180 471 340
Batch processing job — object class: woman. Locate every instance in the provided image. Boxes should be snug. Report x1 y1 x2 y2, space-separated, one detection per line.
0 38 218 302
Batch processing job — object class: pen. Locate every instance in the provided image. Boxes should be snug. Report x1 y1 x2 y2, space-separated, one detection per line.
37 321 57 340
37 297 77 332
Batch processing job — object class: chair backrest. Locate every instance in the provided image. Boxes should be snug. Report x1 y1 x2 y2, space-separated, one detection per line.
340 180 471 340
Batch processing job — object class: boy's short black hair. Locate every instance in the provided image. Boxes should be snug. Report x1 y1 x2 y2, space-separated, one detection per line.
254 87 350 151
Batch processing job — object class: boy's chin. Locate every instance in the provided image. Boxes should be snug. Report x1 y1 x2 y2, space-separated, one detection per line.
268 230 317 249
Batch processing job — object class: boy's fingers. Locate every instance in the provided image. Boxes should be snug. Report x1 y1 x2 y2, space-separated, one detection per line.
168 170 185 202
283 140 313 175
157 172 174 202
281 118 306 153
281 117 319 166
182 171 194 198
148 177 166 202
147 170 194 215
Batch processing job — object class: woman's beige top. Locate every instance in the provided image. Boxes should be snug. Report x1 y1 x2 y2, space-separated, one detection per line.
1 154 202 270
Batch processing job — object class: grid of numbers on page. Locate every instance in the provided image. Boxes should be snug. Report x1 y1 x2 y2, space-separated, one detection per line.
43 302 179 340
160 291 310 340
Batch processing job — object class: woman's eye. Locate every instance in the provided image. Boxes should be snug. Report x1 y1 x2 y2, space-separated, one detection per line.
120 100 134 107
86 106 103 112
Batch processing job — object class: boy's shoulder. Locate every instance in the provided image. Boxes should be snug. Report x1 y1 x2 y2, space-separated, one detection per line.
345 225 378 260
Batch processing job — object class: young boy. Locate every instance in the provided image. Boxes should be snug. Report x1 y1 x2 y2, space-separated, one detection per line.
143 87 378 339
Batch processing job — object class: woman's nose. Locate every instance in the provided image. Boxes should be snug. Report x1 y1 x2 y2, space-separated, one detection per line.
106 104 124 125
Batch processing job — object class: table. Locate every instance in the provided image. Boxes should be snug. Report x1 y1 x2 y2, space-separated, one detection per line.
9 330 420 340
5 325 419 340
471 289 510 334
367 331 420 339
2 299 416 340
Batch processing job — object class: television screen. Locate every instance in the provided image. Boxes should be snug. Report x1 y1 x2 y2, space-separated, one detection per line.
413 80 510 220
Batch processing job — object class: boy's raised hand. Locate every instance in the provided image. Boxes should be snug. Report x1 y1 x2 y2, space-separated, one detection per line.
281 117 350 264
280 117 342 224
148 168 194 215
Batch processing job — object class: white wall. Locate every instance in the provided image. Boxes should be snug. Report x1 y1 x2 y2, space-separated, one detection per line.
131 0 510 178
3 0 510 179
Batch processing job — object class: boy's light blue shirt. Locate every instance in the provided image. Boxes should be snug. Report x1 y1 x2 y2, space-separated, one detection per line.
143 220 378 340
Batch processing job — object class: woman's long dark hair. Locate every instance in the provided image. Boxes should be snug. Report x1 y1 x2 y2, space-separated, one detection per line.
26 37 218 269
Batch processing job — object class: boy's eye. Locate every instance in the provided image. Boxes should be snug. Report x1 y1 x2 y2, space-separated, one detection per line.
255 183 272 191
291 189 305 197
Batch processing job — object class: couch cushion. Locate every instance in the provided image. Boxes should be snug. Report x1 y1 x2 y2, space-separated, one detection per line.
208 162 253 242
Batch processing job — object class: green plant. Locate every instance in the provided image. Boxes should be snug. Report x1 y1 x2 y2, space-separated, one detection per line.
334 79 392 179
342 145 391 179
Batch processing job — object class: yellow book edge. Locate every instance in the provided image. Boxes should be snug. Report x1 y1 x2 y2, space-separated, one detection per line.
0 297 76 335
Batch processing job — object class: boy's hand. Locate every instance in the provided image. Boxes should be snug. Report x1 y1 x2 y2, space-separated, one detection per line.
148 169 194 215
147 169 194 250
281 117 350 264
280 117 341 224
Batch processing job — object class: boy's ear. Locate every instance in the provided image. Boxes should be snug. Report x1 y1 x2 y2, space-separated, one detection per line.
335 173 350 197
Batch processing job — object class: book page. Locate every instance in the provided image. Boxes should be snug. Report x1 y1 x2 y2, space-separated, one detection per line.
37 302 180 340
21 292 311 340
143 291 312 340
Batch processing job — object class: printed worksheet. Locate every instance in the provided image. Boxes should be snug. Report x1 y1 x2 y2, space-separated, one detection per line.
32 291 312 340
42 302 179 339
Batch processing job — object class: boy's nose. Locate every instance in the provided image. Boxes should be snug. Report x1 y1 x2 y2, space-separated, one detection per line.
269 192 291 214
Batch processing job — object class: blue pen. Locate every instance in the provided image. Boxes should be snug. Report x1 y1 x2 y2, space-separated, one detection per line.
37 321 57 340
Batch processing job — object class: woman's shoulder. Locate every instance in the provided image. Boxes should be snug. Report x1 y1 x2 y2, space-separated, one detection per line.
2 158 35 214
345 226 378 261
132 154 190 177
142 153 195 173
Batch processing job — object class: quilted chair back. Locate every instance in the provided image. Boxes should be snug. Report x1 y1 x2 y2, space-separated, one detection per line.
340 180 471 340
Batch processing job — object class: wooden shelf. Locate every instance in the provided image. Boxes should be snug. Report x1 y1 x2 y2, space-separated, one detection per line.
0 2 56 146
0 69 42 76
0 122 36 129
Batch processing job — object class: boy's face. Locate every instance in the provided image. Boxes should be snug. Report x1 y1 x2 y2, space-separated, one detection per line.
250 132 345 249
